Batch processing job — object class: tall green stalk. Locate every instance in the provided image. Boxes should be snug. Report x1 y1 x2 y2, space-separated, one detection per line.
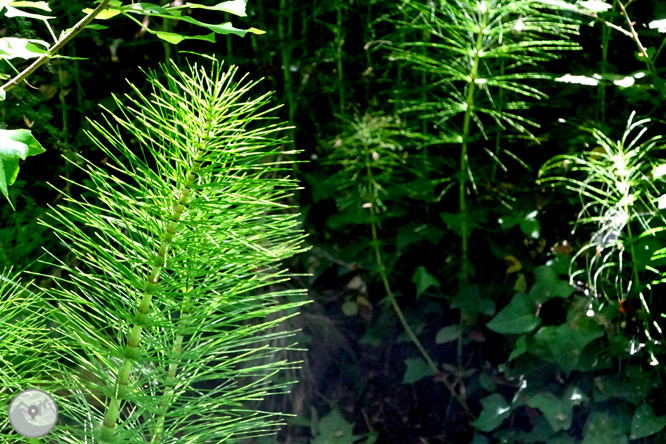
279 0 296 146
323 112 469 411
390 0 580 282
335 0 346 118
10 55 309 442
361 130 469 412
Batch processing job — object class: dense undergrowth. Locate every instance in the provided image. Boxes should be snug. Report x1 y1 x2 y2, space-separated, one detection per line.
4 0 666 443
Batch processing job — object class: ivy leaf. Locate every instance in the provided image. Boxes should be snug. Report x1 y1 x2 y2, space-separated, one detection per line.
527 386 588 432
508 334 528 360
451 282 495 317
0 129 46 208
594 371 652 405
441 211 480 238
630 404 666 439
472 393 511 432
533 314 604 373
632 236 666 271
401 357 436 384
412 265 440 298
468 433 490 444
528 266 574 304
436 325 462 343
546 432 575 444
582 411 630 444
486 293 541 334
312 408 356 444
520 210 541 239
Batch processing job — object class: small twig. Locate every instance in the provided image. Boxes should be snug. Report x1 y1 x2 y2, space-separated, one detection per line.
1 0 113 94
616 0 663 93
616 0 647 58
577 9 632 38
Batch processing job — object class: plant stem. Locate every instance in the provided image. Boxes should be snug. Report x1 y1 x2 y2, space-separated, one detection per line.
458 3 489 284
278 0 296 146
160 0 172 60
150 292 193 442
616 0 665 96
1 0 112 94
362 139 469 413
598 1 615 125
100 146 204 442
335 0 345 117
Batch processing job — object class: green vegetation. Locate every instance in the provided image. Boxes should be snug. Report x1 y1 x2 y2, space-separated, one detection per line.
3 0 666 443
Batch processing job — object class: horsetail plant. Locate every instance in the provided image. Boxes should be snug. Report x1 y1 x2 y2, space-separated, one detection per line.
321 112 469 411
389 0 580 282
6 54 309 443
386 0 581 381
538 112 666 366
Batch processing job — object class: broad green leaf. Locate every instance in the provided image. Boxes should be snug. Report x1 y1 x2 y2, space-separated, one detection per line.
152 30 216 45
82 7 122 19
631 404 666 439
528 266 574 304
125 3 177 16
396 223 445 252
479 372 497 392
8 1 50 10
487 293 540 334
3 4 53 19
520 218 540 239
363 431 379 444
513 272 527 293
582 411 630 444
84 24 108 30
546 432 575 444
435 325 462 343
401 357 436 384
178 16 265 37
412 265 440 298
450 282 495 316
442 211 480 238
119 2 262 37
472 393 511 432
312 408 356 444
533 314 604 373
526 386 588 432
508 334 527 360
632 237 666 271
519 414 556 442
468 433 490 444
0 37 48 59
498 213 521 230
0 129 45 208
183 0 247 16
